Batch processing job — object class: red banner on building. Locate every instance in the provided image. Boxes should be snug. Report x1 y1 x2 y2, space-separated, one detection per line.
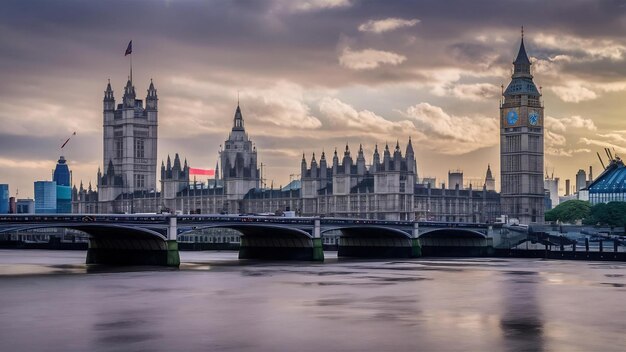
189 168 215 177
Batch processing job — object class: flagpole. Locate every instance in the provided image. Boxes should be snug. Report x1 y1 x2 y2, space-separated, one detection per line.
130 52 133 84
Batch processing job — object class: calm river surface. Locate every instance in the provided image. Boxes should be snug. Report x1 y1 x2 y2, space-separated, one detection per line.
0 250 625 352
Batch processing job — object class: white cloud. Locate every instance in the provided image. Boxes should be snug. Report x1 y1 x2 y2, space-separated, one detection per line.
241 82 322 129
339 47 407 70
167 77 322 135
549 82 598 103
400 103 498 154
358 18 420 33
318 97 414 135
418 68 506 101
580 137 626 154
534 33 626 61
544 116 597 157
545 116 567 133
597 133 626 144
546 148 591 157
434 82 500 102
285 0 352 12
545 130 567 147
545 115 597 133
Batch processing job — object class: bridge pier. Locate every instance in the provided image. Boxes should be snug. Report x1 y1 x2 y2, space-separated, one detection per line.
167 216 181 267
312 219 324 261
412 222 422 258
85 216 180 267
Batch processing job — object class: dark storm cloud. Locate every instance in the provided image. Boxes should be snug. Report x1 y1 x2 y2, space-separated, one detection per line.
2 0 626 196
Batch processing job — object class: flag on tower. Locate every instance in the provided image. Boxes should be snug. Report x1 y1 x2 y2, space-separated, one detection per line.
125 40 132 56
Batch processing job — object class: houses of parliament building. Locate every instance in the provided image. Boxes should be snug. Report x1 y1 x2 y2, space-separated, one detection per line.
74 34 543 224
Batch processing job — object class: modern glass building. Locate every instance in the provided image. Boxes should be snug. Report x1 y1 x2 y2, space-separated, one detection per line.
53 156 72 213
587 159 626 204
34 181 57 214
0 184 8 214
53 156 71 186
16 199 35 214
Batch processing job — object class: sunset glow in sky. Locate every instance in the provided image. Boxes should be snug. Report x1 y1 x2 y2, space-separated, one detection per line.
2 0 626 197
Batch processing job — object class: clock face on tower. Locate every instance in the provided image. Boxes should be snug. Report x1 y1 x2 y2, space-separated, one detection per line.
529 111 539 126
506 110 518 125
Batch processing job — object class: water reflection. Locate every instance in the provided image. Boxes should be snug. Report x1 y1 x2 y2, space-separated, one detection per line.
0 251 625 351
499 271 544 352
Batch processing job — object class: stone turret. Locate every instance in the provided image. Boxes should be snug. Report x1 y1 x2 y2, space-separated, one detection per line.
319 151 328 182
383 143 391 171
356 144 366 176
146 79 158 111
484 164 496 191
393 141 402 171
332 148 339 175
342 144 353 174
103 80 115 112
310 153 318 178
371 144 380 172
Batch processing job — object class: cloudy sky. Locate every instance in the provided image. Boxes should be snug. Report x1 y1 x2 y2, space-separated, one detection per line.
2 0 626 198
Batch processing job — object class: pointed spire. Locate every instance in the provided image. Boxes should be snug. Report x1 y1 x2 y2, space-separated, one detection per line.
166 155 172 171
405 136 414 156
104 79 114 106
512 26 531 78
321 150 326 160
125 78 134 91
514 36 531 65
123 78 136 108
311 152 317 162
233 104 244 131
173 153 181 170
107 159 115 175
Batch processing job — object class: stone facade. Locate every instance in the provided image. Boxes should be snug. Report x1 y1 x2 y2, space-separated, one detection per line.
98 79 158 205
74 86 500 223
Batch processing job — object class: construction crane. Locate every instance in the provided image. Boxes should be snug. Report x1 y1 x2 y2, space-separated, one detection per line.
597 152 606 169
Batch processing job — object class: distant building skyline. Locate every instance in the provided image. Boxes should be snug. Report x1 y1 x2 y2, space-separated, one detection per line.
2 1 625 198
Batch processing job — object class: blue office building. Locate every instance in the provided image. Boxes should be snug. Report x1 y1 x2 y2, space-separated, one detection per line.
0 184 9 214
34 181 57 214
53 156 71 186
53 156 72 213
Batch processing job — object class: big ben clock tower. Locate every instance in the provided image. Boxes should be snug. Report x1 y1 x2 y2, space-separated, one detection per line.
500 29 544 224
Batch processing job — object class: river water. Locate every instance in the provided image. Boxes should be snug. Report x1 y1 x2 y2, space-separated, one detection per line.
0 250 624 352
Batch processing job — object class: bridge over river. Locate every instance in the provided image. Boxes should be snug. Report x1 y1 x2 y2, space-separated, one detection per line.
0 214 499 266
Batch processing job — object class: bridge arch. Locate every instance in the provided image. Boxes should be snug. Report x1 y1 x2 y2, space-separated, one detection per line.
320 225 416 258
418 228 492 256
0 223 173 266
179 223 318 261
